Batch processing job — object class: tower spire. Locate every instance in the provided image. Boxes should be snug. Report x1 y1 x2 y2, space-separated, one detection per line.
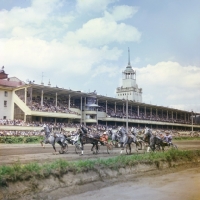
128 47 130 66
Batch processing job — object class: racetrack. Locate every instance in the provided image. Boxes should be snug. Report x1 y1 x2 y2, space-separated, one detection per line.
0 140 200 165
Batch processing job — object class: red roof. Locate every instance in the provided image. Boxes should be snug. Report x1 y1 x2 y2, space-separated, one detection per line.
0 79 25 87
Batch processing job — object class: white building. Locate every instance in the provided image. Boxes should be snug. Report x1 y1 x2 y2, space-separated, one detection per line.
116 48 142 102
0 67 25 120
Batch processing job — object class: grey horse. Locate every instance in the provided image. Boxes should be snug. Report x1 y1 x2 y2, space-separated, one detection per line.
143 127 165 152
118 126 141 154
107 128 121 147
40 124 67 154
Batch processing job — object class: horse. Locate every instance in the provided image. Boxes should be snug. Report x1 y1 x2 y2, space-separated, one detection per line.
40 124 68 154
107 128 121 148
118 126 141 154
130 127 143 150
143 128 165 152
78 125 101 155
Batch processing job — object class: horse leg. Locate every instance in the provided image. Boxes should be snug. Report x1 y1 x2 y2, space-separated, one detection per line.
52 141 57 154
120 143 124 154
150 144 155 152
96 143 99 154
80 143 84 156
41 140 46 149
95 142 99 154
147 146 150 153
134 142 138 153
138 141 142 150
129 143 132 154
57 140 64 154
91 143 94 151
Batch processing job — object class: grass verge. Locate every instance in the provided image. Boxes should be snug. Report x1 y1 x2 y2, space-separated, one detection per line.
1 149 200 187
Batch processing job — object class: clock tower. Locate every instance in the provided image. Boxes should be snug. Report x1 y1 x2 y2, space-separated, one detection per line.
116 48 142 102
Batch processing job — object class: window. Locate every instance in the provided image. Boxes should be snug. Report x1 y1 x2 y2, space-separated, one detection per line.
3 116 6 119
4 91 8 97
4 100 7 107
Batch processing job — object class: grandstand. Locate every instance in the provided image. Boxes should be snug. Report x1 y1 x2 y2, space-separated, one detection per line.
0 67 200 132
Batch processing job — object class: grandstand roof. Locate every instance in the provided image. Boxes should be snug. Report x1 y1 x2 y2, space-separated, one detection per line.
26 83 195 114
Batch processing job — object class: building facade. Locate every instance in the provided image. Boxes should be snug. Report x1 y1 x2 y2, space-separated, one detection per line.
0 67 200 131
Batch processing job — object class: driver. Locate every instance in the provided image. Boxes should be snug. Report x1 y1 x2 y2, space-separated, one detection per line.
100 132 108 143
163 131 172 145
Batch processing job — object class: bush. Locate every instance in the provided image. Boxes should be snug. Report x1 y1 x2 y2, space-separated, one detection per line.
0 136 43 144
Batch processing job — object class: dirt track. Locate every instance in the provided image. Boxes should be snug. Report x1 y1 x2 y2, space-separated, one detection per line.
0 140 200 165
1 140 200 200
60 166 200 200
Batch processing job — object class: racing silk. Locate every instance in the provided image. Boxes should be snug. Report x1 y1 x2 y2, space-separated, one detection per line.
164 134 172 143
100 134 108 142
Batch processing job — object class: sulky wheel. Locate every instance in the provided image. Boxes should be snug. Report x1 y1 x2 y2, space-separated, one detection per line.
170 143 178 150
59 143 68 154
106 143 114 154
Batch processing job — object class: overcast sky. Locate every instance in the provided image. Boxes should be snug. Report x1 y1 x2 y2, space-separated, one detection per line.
0 0 200 113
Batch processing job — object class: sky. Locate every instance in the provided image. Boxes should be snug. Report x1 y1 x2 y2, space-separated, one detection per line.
0 0 200 113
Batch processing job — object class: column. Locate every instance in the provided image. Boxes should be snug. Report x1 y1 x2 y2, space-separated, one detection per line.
96 99 98 125
80 96 82 124
106 100 107 113
55 92 57 107
167 110 168 120
191 112 193 132
172 111 173 121
126 97 128 133
176 112 177 120
25 87 27 105
137 105 139 117
156 109 157 118
84 97 86 126
123 103 124 114
144 106 146 117
150 107 152 119
115 102 116 113
30 87 32 107
41 90 43 106
131 105 132 116
68 94 71 109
